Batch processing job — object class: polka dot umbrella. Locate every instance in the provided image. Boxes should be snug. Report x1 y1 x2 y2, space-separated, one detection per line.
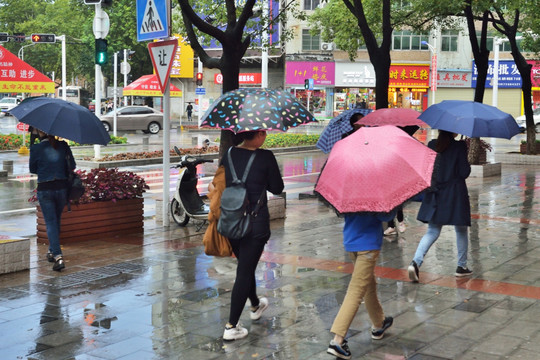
200 88 317 133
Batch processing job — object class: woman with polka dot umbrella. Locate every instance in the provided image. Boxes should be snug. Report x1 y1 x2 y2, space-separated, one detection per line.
200 88 317 133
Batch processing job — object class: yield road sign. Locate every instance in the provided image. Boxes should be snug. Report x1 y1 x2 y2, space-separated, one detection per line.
148 39 178 93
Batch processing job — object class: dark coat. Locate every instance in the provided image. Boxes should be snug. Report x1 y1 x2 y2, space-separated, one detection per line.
417 138 471 226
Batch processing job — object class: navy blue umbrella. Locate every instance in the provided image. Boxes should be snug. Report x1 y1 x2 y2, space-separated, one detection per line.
316 108 372 153
418 100 521 139
10 97 110 145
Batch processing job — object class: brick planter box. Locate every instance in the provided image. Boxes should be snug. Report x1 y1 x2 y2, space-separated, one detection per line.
520 143 540 154
37 198 144 244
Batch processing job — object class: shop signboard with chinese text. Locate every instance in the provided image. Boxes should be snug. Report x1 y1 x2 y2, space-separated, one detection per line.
169 34 194 78
214 73 262 85
388 64 430 88
286 61 335 86
334 62 375 87
437 70 471 88
472 60 522 88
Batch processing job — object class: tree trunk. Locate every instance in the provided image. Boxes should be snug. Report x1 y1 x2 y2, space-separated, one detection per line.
218 49 242 160
372 49 390 110
467 138 484 165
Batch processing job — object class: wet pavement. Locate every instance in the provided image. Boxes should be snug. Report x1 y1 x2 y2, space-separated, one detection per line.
0 122 539 359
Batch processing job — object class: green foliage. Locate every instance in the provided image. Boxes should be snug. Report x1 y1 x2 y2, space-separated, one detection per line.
262 133 320 148
0 134 127 150
0 0 153 94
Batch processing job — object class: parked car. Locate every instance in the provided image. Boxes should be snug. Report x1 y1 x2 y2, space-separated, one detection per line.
0 97 21 115
100 106 163 134
515 108 540 133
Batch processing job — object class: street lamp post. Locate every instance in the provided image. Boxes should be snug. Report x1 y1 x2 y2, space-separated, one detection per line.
422 40 437 105
17 43 35 61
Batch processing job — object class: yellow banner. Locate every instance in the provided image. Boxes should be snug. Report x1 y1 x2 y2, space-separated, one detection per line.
0 81 55 93
170 34 194 78
123 89 182 97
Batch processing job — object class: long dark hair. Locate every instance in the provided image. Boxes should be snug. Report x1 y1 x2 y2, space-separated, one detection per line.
435 130 454 153
233 130 259 146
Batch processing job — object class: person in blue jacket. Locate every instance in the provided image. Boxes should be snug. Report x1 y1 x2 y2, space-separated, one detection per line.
327 211 395 359
408 130 472 282
29 129 75 272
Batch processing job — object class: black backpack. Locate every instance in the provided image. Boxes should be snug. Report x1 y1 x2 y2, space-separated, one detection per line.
217 148 265 239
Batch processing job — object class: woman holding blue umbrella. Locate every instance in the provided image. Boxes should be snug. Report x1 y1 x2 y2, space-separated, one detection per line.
408 130 473 282
29 128 75 271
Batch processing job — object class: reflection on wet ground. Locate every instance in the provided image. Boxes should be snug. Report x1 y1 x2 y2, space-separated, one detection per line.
0 158 538 358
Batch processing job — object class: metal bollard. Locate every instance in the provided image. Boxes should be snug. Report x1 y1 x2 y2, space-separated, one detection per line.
3 160 13 174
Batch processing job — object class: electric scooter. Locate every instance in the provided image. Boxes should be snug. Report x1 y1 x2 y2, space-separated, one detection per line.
170 146 213 227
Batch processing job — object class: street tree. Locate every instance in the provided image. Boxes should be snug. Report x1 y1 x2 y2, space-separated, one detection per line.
175 0 305 157
486 1 538 154
309 0 462 110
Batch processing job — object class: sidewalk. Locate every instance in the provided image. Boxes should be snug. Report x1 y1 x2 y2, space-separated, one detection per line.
0 161 538 359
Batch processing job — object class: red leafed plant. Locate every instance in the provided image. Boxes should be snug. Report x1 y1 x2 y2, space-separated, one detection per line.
77 168 150 203
29 168 149 204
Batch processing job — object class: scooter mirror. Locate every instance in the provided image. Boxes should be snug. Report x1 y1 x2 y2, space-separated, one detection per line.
173 146 182 156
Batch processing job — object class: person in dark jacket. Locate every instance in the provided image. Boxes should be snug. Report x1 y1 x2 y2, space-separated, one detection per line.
29 129 75 271
220 130 284 341
408 130 472 282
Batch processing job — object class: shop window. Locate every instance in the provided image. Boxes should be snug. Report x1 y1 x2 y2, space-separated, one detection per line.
304 0 320 10
302 29 321 51
392 30 429 50
475 31 523 52
441 30 458 52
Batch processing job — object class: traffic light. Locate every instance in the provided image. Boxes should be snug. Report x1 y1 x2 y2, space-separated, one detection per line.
304 79 309 90
196 72 203 86
0 33 8 42
95 39 108 65
13 33 25 43
31 34 56 43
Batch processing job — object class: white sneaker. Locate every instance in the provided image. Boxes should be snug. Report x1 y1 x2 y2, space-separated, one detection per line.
398 222 406 233
250 297 269 320
384 227 396 236
223 324 248 340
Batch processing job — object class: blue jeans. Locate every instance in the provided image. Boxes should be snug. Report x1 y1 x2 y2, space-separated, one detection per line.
37 189 67 257
413 223 469 268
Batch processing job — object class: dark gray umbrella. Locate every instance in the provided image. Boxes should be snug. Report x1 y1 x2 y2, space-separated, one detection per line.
10 97 110 145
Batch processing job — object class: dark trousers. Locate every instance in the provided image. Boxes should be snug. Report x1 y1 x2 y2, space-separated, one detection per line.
387 207 404 228
227 222 270 325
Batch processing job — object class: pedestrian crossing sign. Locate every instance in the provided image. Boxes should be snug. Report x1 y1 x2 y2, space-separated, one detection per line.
136 0 169 42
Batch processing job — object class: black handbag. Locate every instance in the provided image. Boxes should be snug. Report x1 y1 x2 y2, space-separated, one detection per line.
65 153 85 203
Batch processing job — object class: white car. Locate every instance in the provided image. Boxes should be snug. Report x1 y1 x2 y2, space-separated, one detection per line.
515 108 540 133
0 97 21 115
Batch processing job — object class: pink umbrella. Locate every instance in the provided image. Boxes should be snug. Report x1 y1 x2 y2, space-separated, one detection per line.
315 126 437 213
356 108 427 127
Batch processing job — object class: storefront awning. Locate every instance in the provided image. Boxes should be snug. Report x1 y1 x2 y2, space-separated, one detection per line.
0 46 55 93
123 75 182 97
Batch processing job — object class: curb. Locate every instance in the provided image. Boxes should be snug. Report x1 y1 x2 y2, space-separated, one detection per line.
76 145 320 168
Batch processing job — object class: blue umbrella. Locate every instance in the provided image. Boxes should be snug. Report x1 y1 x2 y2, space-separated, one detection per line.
418 100 521 139
10 97 110 145
316 108 372 153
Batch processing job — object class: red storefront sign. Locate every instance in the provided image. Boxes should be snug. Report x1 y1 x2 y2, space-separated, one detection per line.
389 64 430 88
214 73 262 85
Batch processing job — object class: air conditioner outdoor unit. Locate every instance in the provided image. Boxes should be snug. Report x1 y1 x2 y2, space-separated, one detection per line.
320 42 334 51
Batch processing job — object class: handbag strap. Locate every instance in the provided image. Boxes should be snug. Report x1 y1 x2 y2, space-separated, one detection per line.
227 146 256 184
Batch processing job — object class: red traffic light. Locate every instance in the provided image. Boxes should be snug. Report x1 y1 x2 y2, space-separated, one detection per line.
196 72 203 86
31 34 56 43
